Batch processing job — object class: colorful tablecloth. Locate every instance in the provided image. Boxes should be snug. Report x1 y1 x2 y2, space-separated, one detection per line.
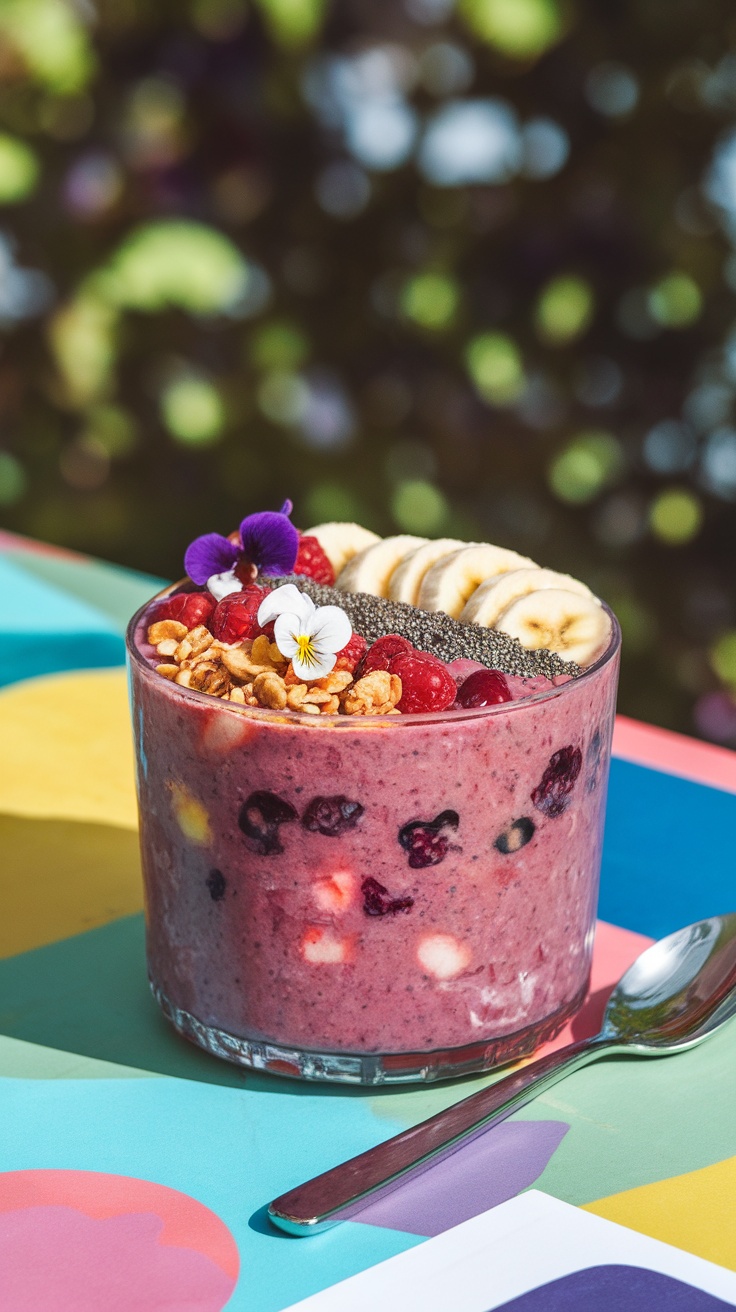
1 530 735 1311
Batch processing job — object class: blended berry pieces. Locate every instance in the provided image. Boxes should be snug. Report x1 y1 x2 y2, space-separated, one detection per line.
391 654 457 714
361 633 414 675
206 869 227 901
399 809 460 868
335 633 368 673
531 745 583 818
153 591 215 630
302 795 364 837
293 534 335 586
456 668 512 708
494 817 536 855
238 790 297 855
361 877 414 917
211 586 269 643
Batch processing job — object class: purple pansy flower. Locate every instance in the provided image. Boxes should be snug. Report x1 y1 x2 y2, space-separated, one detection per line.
184 500 298 587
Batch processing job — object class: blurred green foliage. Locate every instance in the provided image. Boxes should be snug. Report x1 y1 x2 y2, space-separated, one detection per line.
1 0 736 744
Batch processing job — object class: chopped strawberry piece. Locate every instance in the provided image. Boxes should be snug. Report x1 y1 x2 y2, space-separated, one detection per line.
151 591 215 630
335 633 367 673
294 534 335 586
390 653 457 714
211 585 270 643
361 633 414 675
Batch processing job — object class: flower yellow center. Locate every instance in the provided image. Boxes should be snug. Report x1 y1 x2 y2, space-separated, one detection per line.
295 633 318 667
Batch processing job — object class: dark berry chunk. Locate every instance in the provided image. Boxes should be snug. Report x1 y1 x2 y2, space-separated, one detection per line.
456 668 512 708
211 586 270 643
399 809 460 868
361 633 414 675
302 795 364 837
294 534 336 586
494 817 536 855
531 745 583 818
152 591 216 630
238 790 297 855
206 869 227 901
391 654 457 714
335 632 368 674
361 877 414 916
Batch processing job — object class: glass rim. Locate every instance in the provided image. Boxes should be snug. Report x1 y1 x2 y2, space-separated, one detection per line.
126 580 621 729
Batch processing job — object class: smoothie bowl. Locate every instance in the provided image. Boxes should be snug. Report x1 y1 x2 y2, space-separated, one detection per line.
127 504 620 1084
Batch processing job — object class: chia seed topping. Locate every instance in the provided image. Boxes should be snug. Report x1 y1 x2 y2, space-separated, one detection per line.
263 574 581 679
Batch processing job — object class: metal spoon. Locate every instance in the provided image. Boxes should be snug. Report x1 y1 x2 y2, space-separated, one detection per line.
268 913 736 1236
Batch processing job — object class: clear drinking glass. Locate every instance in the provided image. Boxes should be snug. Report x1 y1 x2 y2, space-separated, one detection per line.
127 587 621 1084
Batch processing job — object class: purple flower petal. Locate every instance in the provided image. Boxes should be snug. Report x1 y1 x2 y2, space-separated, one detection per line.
280 498 294 517
184 533 240 585
239 510 298 576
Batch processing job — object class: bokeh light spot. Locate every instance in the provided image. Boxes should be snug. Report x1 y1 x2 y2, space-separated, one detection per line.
548 430 624 504
710 631 736 686
585 62 639 117
648 272 702 328
315 159 370 218
701 426 736 498
401 272 459 329
102 221 249 316
251 321 309 372
161 376 225 445
459 0 562 59
392 479 449 533
252 0 327 47
305 483 364 524
257 370 309 425
535 274 594 345
0 135 40 204
643 420 697 474
48 294 117 405
0 452 27 506
520 117 569 179
648 488 703 545
466 331 524 405
419 99 520 186
0 0 96 95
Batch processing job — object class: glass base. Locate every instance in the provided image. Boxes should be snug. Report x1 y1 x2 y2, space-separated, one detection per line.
151 977 589 1085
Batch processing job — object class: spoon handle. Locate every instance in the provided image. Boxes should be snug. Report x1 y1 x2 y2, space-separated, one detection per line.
268 1034 614 1235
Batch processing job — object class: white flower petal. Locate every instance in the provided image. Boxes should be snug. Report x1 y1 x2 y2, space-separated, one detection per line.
273 613 300 657
308 605 352 654
292 649 336 682
207 569 242 601
258 584 315 628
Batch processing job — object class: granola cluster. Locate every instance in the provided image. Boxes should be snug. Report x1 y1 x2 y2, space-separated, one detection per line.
147 619 402 716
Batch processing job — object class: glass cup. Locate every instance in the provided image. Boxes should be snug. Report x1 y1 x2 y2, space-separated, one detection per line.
127 588 621 1084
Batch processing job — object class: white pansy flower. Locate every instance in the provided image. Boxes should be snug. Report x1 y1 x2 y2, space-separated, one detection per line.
258 585 352 682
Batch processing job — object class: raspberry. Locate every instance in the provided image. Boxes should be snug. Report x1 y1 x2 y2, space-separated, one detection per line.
361 877 414 917
390 653 457 714
398 809 459 868
456 668 512 709
152 591 215 630
335 633 367 673
238 790 297 855
211 585 269 643
302 795 364 837
531 745 583 818
294 534 335 586
361 634 414 675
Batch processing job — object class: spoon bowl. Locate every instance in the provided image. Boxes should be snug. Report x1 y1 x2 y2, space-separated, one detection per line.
269 914 736 1235
603 913 736 1049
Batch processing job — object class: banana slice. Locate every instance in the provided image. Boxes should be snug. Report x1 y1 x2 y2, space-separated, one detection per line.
305 522 381 577
460 567 593 628
335 535 428 597
388 538 466 606
418 544 538 619
495 588 611 667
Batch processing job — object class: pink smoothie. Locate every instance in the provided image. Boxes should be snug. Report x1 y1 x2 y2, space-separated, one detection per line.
128 603 620 1082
